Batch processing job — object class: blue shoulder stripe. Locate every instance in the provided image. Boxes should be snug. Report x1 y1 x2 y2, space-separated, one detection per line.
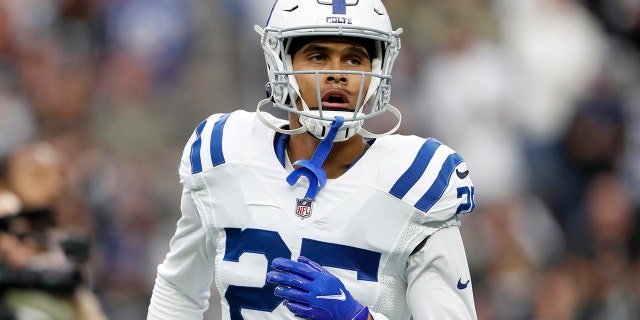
414 152 464 212
389 138 442 199
189 113 231 174
189 119 208 174
210 113 231 167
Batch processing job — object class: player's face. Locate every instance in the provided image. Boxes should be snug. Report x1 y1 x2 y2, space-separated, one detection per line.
291 38 372 112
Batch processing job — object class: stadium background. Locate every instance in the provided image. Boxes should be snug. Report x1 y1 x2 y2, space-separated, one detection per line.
0 0 638 319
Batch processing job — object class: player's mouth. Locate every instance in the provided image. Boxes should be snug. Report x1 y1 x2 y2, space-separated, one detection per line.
320 89 350 110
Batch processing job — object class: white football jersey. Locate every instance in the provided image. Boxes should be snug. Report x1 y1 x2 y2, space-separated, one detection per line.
148 110 477 320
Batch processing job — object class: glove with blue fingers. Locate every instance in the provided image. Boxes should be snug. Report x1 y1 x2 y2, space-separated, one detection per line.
266 256 370 320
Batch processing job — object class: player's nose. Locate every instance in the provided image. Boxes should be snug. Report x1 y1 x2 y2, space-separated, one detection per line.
325 74 347 83
324 58 347 83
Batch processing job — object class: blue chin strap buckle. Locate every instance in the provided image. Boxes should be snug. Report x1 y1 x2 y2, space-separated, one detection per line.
286 116 345 199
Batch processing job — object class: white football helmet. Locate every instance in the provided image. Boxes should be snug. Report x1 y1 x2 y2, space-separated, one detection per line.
255 0 403 141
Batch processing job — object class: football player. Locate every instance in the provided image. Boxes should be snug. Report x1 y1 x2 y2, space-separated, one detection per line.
148 0 477 319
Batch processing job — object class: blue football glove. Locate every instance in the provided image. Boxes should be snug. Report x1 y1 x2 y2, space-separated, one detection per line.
266 256 369 320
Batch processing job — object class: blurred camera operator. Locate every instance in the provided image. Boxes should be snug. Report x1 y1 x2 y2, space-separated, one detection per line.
0 142 106 320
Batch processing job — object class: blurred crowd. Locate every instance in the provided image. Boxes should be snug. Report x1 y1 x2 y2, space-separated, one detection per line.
0 0 638 319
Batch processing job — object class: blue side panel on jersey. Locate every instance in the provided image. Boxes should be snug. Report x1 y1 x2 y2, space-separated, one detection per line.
189 119 208 174
389 138 442 199
333 0 346 14
414 152 464 212
210 113 231 167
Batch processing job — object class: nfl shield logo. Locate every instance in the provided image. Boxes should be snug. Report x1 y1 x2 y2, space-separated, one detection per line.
295 197 313 219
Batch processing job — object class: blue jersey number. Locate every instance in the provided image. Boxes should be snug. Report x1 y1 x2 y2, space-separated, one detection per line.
455 186 476 214
223 228 291 319
223 228 381 319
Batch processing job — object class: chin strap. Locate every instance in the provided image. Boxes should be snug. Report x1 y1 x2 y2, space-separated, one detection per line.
286 116 344 199
256 98 307 136
359 104 402 139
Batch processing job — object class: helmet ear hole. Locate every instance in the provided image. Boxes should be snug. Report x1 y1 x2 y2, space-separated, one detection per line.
265 82 291 104
265 82 273 100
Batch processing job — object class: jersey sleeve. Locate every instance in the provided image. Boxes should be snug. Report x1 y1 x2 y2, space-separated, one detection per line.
147 187 216 319
420 158 475 223
148 116 223 319
405 226 477 319
178 113 227 189
384 137 476 224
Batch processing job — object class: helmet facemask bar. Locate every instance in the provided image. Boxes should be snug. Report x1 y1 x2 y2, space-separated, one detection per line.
280 69 384 122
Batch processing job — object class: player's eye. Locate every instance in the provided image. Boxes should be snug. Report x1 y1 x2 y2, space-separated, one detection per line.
308 54 325 63
345 57 362 66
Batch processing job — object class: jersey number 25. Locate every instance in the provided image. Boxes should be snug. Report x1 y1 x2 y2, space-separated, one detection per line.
222 228 382 319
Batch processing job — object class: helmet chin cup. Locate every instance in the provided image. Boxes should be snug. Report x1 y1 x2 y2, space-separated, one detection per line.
299 111 364 142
